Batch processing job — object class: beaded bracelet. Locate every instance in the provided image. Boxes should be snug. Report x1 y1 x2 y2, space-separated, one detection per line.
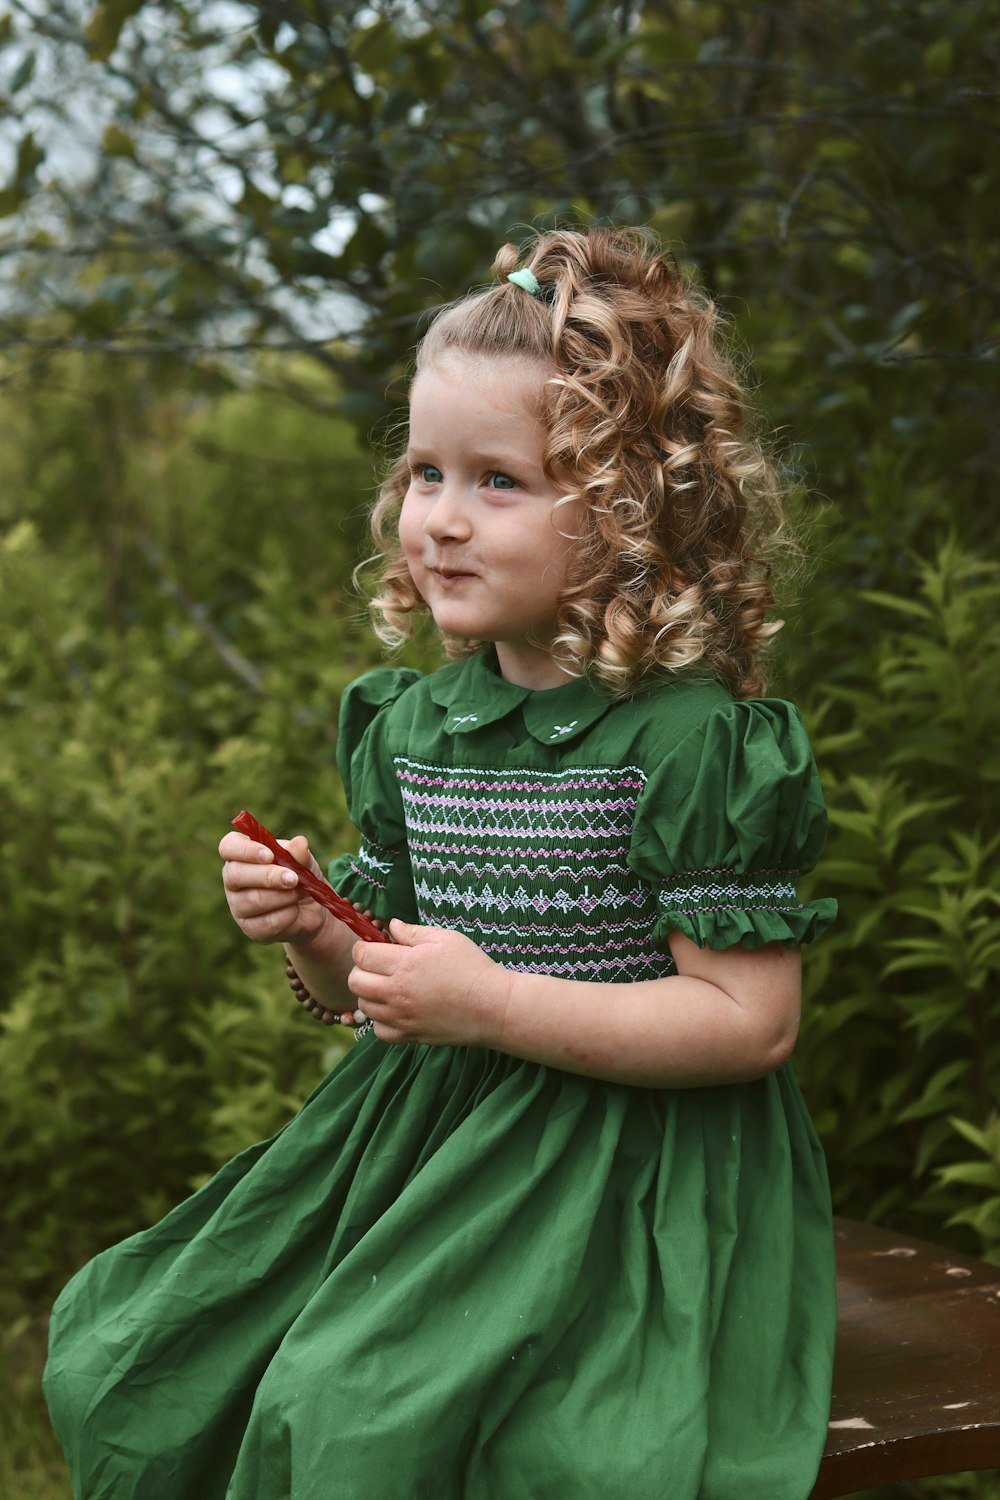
284 954 343 1026
284 901 383 1035
286 957 374 1038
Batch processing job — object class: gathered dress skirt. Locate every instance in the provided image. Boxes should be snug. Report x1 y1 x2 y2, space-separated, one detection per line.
44 1031 835 1500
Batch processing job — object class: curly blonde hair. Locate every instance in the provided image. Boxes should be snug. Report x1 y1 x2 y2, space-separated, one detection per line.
365 226 784 699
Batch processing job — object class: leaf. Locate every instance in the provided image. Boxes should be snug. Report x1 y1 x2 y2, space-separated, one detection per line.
936 1162 1000 1190
10 48 37 94
85 0 148 61
914 1116 959 1177
856 590 934 621
896 1061 969 1123
949 1114 1000 1157
0 131 44 219
923 37 954 75
349 18 400 75
102 124 137 159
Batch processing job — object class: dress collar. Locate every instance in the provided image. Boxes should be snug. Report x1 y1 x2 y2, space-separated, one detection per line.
428 648 616 746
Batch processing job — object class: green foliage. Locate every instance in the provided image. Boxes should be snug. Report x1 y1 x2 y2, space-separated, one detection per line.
1 20 999 1500
793 541 1000 1258
0 362 385 1295
2 347 997 1307
6 1 998 504
0 1287 71 1500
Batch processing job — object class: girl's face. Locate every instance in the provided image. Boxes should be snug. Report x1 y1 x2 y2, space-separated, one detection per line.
399 351 580 691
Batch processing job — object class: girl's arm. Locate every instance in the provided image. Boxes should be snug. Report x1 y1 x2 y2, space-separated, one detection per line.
347 923 800 1089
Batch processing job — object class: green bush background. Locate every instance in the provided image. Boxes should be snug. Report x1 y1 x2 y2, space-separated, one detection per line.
0 357 995 1296
2 1 999 1494
2 337 997 1499
3 348 997 1308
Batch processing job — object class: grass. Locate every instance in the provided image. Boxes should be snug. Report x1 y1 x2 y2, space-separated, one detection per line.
1 1291 71 1500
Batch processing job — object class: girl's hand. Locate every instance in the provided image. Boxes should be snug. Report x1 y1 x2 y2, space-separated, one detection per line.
347 920 512 1048
219 830 328 948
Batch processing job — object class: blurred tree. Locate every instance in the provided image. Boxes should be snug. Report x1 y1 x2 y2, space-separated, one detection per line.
2 0 997 445
2 0 999 1295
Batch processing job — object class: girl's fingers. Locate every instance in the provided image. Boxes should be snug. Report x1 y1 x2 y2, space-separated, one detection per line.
220 831 317 873
219 831 276 863
277 836 324 882
220 833 324 946
224 860 301 894
278 835 312 860
240 903 309 942
353 902 386 933
351 941 397 975
348 965 398 1007
227 881 307 931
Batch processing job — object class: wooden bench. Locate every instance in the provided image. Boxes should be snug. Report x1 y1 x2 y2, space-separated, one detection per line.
809 1217 1000 1498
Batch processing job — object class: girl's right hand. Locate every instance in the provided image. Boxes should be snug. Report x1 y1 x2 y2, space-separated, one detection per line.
218 831 328 947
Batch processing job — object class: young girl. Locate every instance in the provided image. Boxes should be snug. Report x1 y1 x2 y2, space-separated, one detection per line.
45 227 838 1499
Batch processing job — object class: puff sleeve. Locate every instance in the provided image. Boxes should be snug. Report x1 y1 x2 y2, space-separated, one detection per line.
325 668 422 924
627 698 838 951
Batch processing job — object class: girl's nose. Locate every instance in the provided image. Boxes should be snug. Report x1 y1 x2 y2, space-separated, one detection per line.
423 486 472 542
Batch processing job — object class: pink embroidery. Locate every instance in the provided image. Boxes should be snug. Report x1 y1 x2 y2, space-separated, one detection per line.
410 841 627 859
392 754 674 983
397 771 645 793
348 859 387 892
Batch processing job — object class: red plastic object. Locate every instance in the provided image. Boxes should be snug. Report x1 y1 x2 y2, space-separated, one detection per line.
231 810 391 944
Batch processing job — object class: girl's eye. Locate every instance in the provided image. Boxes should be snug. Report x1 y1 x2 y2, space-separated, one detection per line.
486 472 517 491
419 464 443 484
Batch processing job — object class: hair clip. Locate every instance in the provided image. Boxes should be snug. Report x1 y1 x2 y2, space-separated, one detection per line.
509 267 554 304
507 268 556 305
507 268 542 296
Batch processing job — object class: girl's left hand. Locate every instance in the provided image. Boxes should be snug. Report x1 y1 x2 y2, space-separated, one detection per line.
347 920 511 1047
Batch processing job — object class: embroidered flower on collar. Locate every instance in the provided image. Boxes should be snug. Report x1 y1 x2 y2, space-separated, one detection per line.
429 651 615 745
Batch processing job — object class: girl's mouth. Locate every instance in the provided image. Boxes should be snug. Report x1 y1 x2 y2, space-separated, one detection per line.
431 567 476 582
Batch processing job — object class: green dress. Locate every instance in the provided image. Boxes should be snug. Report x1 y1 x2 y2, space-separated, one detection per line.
45 650 838 1500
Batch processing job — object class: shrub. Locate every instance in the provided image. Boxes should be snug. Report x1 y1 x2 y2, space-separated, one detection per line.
795 540 1000 1258
0 516 368 1294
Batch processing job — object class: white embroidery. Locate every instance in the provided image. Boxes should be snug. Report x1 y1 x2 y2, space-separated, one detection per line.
549 720 579 739
354 842 394 875
413 876 644 917
394 756 671 983
449 713 479 728
658 874 798 911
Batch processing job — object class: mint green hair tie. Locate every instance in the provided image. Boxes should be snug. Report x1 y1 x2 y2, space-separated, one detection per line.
507 268 542 297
